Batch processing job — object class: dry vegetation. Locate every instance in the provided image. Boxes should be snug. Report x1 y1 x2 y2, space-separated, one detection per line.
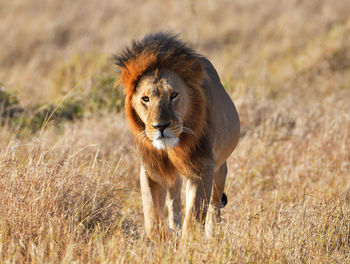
1 0 350 263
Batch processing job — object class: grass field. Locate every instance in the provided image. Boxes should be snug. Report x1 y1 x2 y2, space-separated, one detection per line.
0 0 349 263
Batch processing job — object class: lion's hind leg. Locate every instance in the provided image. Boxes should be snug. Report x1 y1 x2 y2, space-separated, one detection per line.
211 162 228 210
182 162 214 239
205 161 228 237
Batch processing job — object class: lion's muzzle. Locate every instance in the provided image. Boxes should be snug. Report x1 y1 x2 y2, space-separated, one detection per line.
150 122 180 150
152 121 170 137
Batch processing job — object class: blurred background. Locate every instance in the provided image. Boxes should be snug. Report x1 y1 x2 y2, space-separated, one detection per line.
0 0 349 262
1 0 350 115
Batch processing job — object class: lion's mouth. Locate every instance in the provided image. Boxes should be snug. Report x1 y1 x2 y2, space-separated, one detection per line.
146 126 182 150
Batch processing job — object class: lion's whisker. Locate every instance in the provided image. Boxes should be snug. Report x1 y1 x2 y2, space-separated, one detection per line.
137 130 146 138
171 124 182 129
137 130 147 143
183 127 196 136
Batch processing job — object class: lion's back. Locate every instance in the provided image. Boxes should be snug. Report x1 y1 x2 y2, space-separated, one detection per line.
200 58 240 169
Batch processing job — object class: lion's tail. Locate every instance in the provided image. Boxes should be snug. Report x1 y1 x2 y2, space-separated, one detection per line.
221 192 228 207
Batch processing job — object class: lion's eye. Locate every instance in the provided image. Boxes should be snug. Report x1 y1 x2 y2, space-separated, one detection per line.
170 92 179 100
141 96 149 102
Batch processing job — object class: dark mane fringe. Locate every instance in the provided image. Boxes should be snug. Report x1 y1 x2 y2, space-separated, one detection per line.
114 32 204 94
114 32 209 185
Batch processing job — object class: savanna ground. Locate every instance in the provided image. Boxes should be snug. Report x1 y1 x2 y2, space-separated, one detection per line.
0 0 350 263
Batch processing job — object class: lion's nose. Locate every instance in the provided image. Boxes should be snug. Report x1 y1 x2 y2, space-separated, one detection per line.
152 122 170 133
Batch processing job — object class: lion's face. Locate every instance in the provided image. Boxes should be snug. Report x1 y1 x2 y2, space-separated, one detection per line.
132 70 191 150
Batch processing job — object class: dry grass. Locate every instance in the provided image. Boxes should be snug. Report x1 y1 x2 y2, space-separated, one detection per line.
0 0 350 263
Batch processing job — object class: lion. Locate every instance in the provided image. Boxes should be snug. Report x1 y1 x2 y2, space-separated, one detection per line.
114 32 240 240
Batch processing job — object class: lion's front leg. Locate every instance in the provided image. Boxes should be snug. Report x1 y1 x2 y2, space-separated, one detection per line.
140 165 167 242
166 176 182 230
182 162 214 238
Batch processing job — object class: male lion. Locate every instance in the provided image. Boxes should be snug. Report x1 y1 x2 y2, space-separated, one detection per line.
114 33 240 240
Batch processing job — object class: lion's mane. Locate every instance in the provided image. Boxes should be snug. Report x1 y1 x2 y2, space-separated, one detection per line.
114 33 211 185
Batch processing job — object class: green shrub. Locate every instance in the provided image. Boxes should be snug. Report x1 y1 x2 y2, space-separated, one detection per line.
88 75 124 113
0 85 19 108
